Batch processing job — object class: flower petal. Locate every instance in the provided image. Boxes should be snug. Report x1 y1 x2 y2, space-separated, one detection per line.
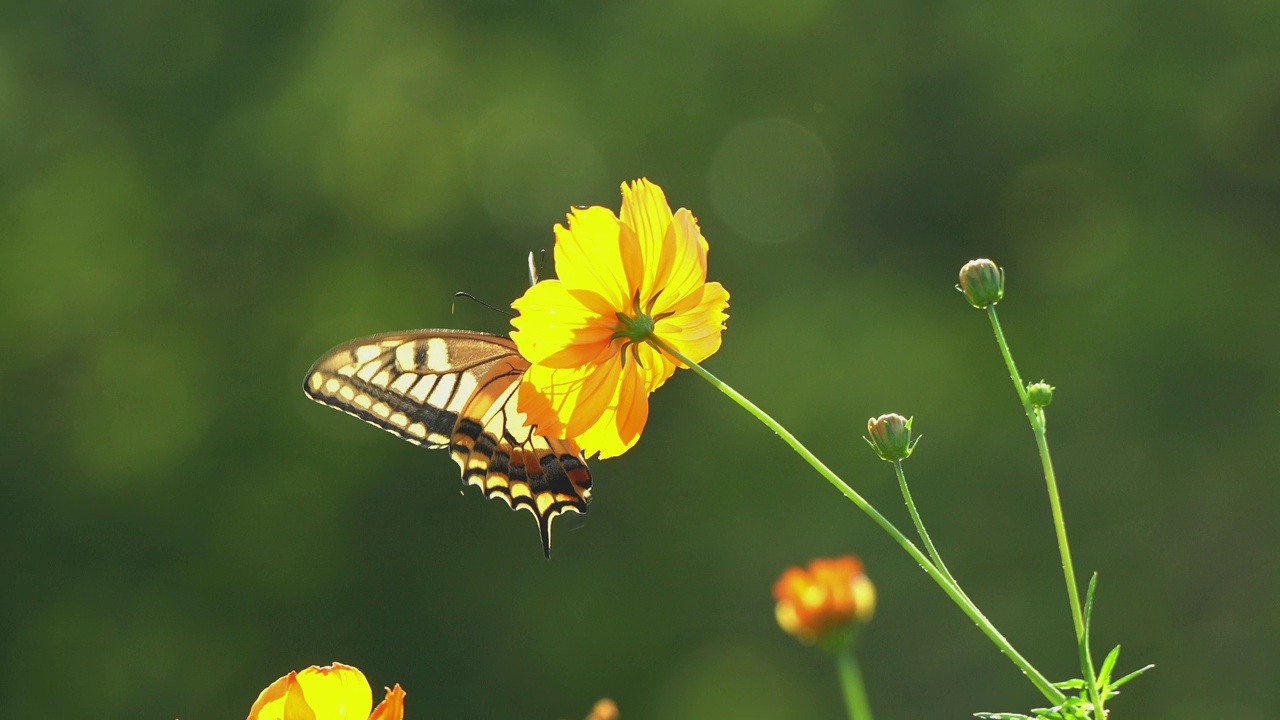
517 360 619 442
246 671 300 720
283 687 318 720
575 347 674 459
511 280 615 367
655 281 730 364
293 664 373 720
518 347 672 459
632 341 677 393
369 684 406 720
574 359 649 459
552 206 638 311
649 208 709 316
619 179 675 301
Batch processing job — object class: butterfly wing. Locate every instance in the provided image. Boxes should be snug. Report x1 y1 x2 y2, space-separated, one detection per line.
303 330 592 555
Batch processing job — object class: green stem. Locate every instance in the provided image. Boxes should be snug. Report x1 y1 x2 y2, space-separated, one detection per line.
652 338 1065 705
985 305 1103 714
893 459 955 585
894 459 994 638
837 647 874 720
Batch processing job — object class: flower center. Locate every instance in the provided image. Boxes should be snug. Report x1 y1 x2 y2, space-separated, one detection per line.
609 291 675 365
612 309 655 344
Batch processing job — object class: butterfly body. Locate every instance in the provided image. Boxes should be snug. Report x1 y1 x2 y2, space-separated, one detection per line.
303 330 592 556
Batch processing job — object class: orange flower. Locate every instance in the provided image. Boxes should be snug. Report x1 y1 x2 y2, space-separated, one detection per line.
773 556 876 647
246 663 406 720
510 178 730 459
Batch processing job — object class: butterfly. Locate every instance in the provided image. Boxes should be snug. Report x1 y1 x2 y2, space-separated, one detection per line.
303 330 593 556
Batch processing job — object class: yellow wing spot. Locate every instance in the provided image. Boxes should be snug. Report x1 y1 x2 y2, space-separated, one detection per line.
337 365 356 377
355 361 381 382
323 377 341 393
390 372 417 394
450 373 479 410
426 373 458 407
354 394 372 409
394 342 419 371
407 371 437 399
406 423 427 438
510 483 533 499
536 494 554 513
425 337 452 371
389 412 408 427
371 402 391 418
309 373 324 391
338 386 356 401
353 345 382 363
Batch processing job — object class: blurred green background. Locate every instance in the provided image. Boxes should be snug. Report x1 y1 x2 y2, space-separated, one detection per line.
2 0 1277 717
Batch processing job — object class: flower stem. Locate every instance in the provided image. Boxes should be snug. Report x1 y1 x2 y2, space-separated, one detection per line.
893 459 955 585
837 647 874 720
653 338 1065 705
984 305 1103 714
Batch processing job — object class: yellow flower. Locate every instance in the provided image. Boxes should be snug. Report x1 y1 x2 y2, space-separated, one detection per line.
773 556 876 648
511 178 730 459
246 663 406 720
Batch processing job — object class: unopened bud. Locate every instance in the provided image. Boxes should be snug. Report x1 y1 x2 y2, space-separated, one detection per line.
1027 381 1054 408
865 413 919 462
958 259 1005 309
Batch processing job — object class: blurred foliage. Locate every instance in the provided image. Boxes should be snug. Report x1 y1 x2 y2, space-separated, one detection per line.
1 0 1278 717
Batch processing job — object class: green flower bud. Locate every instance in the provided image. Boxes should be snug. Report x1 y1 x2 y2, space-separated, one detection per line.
958 259 1005 308
1027 381 1054 408
864 413 919 462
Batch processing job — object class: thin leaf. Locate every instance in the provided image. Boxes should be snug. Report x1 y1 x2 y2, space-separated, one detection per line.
1097 645 1121 687
1111 663 1155 689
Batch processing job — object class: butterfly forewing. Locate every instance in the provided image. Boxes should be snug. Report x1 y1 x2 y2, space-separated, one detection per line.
304 330 592 555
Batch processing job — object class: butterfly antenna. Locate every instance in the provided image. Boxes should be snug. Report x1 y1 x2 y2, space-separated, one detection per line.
453 291 515 318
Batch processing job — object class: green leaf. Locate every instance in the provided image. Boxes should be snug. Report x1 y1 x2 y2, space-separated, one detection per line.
1112 663 1155 689
1097 645 1121 687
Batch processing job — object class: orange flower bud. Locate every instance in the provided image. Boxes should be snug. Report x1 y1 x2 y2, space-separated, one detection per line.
773 556 875 649
585 698 619 720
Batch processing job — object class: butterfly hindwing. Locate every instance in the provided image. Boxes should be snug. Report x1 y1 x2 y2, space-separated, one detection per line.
304 330 592 555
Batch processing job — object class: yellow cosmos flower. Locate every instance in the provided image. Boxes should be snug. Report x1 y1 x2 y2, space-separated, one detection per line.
246 663 406 720
511 178 730 459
